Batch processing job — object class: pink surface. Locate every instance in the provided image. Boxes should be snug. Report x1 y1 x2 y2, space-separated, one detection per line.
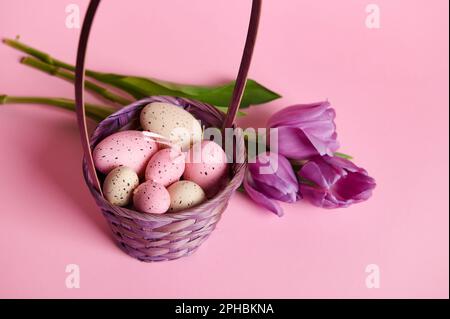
0 0 448 298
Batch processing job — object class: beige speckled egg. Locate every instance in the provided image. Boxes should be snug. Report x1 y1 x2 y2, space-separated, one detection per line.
140 102 202 151
103 166 139 206
167 181 206 212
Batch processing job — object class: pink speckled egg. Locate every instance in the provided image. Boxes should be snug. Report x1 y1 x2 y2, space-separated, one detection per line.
145 148 185 187
133 180 170 214
93 130 158 175
183 140 229 197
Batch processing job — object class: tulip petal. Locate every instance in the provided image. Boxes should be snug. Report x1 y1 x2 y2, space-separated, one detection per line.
274 126 319 159
268 102 330 127
268 101 340 159
299 185 329 208
298 155 376 208
252 173 298 199
333 171 376 202
299 160 331 188
276 152 300 185
243 173 284 216
322 155 363 174
248 152 299 197
257 182 298 203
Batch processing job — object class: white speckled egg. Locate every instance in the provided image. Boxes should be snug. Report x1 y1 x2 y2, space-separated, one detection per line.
133 180 170 214
140 102 202 151
93 130 158 176
167 181 206 212
184 140 228 197
103 166 139 206
145 148 185 187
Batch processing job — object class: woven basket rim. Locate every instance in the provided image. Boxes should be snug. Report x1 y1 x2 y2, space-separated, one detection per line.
83 96 246 222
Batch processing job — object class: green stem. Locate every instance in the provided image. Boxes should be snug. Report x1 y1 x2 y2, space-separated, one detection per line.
0 94 114 122
4 38 140 93
4 38 138 106
3 38 75 71
20 56 133 106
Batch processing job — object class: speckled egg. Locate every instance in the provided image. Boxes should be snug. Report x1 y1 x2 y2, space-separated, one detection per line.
93 130 158 176
103 166 139 206
140 102 202 151
184 140 229 197
167 181 206 212
145 148 185 187
133 180 170 214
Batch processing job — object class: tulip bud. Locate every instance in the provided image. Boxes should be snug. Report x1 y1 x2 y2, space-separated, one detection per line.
268 101 339 160
298 155 376 208
244 152 300 216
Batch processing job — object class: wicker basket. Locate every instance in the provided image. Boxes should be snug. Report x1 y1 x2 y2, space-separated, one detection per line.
74 0 261 261
83 96 245 261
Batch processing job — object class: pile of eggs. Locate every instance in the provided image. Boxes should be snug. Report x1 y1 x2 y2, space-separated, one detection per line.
93 102 228 214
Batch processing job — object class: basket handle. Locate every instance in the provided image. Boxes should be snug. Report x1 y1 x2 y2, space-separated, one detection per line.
222 0 262 129
75 0 262 194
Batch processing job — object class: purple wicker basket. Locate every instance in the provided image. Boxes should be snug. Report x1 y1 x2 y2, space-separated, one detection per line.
74 0 261 262
83 97 245 261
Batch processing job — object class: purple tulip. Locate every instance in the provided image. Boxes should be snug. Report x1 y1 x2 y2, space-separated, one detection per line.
243 152 300 216
267 101 340 160
298 155 376 209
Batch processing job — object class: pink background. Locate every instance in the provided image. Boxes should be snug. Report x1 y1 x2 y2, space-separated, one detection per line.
0 0 448 298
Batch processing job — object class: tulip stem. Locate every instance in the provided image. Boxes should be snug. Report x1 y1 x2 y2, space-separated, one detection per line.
3 38 136 103
3 38 75 71
0 94 114 122
20 56 133 106
5 38 105 79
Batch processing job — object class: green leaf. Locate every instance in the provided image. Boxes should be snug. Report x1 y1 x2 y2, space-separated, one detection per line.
298 176 317 187
334 152 353 160
86 71 281 108
3 38 282 108
214 106 247 116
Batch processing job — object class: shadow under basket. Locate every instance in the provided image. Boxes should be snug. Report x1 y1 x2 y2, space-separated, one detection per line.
83 96 246 262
